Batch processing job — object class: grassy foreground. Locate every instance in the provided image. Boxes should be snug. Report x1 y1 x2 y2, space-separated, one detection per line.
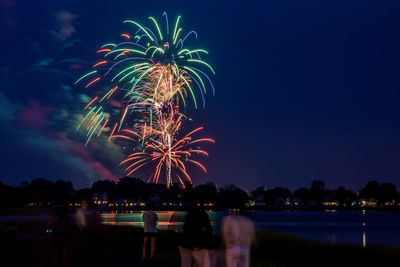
2 222 400 267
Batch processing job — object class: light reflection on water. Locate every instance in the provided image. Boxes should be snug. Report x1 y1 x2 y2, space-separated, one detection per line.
101 211 186 231
101 211 223 232
100 210 400 248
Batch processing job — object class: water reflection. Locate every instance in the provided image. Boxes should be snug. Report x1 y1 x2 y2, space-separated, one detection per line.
362 210 366 247
96 210 400 248
101 211 185 231
363 231 366 247
101 211 224 233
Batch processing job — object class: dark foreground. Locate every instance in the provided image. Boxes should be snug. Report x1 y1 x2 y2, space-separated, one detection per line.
2 222 400 267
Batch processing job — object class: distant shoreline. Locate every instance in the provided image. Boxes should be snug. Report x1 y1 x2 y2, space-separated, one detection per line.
2 205 400 216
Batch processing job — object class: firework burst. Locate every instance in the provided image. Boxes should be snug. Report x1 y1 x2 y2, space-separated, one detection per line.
116 125 214 188
75 13 215 187
75 13 215 145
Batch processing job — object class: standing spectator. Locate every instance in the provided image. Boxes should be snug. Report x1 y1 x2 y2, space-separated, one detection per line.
222 215 255 267
75 199 88 231
179 206 214 267
142 202 158 260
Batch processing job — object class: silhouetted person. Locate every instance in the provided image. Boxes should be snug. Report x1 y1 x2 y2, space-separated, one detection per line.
179 206 213 267
222 215 255 267
142 202 158 260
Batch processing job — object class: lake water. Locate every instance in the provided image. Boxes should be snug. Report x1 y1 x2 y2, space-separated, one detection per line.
100 210 400 248
2 210 400 248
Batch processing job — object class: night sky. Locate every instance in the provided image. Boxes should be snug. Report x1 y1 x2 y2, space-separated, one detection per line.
2 0 400 191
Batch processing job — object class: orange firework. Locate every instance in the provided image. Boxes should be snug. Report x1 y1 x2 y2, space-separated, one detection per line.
114 124 214 188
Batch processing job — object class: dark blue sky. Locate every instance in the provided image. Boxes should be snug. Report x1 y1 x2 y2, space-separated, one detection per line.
1 0 400 191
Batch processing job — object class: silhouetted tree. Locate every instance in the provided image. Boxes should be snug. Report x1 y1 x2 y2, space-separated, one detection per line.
334 186 357 206
76 188 93 203
116 177 151 200
309 180 326 206
53 180 75 204
311 180 325 191
264 187 291 207
0 181 16 208
92 179 117 199
194 182 217 204
293 187 311 206
159 183 183 202
251 186 266 202
380 183 398 204
217 184 248 208
360 181 381 202
28 178 56 205
359 181 399 205
15 182 29 207
182 182 195 203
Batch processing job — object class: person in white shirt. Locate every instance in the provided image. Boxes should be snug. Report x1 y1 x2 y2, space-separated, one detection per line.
75 200 88 230
222 215 255 267
142 202 158 260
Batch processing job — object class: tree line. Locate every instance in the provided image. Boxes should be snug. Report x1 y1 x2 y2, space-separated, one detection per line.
0 177 398 209
252 180 399 208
